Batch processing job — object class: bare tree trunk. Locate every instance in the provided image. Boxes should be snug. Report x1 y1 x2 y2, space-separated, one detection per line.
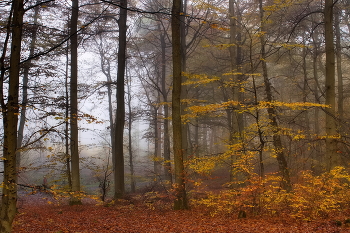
154 104 162 179
160 32 172 183
324 0 339 170
180 0 189 160
0 1 24 231
65 37 72 189
172 0 188 210
17 3 40 168
259 0 291 191
335 7 343 122
69 0 82 205
97 34 116 168
114 0 127 199
228 0 244 181
127 76 135 192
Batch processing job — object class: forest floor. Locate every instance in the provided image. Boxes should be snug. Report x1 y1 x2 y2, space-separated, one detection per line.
11 191 350 233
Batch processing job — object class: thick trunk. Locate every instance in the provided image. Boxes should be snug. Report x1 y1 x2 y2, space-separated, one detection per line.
70 0 82 205
0 1 24 232
259 0 291 191
114 0 127 199
324 0 339 170
172 0 188 210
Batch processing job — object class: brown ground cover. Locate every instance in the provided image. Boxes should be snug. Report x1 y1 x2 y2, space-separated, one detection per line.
11 193 349 233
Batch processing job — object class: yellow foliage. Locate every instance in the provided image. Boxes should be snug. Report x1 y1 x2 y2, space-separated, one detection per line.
182 72 220 87
192 167 350 219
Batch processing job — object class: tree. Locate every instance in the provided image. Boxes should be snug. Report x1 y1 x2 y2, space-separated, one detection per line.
172 0 188 210
114 0 128 199
0 0 24 231
17 2 40 169
69 0 82 205
324 0 339 170
258 0 291 191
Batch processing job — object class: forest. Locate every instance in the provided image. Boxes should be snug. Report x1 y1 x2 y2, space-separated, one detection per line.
1 0 350 232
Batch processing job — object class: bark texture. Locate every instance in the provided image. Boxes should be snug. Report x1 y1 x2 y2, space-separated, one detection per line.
70 0 82 205
172 0 188 210
0 0 24 232
114 0 127 199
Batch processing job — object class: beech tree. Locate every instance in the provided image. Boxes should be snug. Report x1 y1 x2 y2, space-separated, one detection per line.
172 0 188 210
0 0 24 231
114 0 128 199
69 0 82 205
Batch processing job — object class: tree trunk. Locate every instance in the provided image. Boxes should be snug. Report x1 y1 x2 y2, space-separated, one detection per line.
259 0 291 192
0 1 24 232
180 0 189 160
114 0 127 199
65 37 72 189
228 0 244 181
335 7 343 122
17 3 40 168
69 0 82 205
172 0 188 210
324 0 339 170
97 35 116 169
160 32 172 183
127 74 136 192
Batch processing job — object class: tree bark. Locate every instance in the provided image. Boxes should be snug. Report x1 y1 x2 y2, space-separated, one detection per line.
324 0 339 170
0 0 24 232
180 0 189 160
259 0 291 191
114 0 127 199
127 73 135 192
160 31 172 184
335 6 343 122
69 0 82 205
17 3 40 168
172 0 188 210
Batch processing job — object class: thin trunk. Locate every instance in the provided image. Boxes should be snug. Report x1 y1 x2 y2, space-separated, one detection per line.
0 0 24 232
154 105 161 178
229 0 244 181
65 37 72 189
302 46 310 131
69 0 81 205
181 0 189 160
259 0 291 191
17 3 40 168
97 36 115 168
160 32 172 183
127 77 135 192
172 0 188 210
324 0 339 170
114 0 127 199
335 7 343 121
